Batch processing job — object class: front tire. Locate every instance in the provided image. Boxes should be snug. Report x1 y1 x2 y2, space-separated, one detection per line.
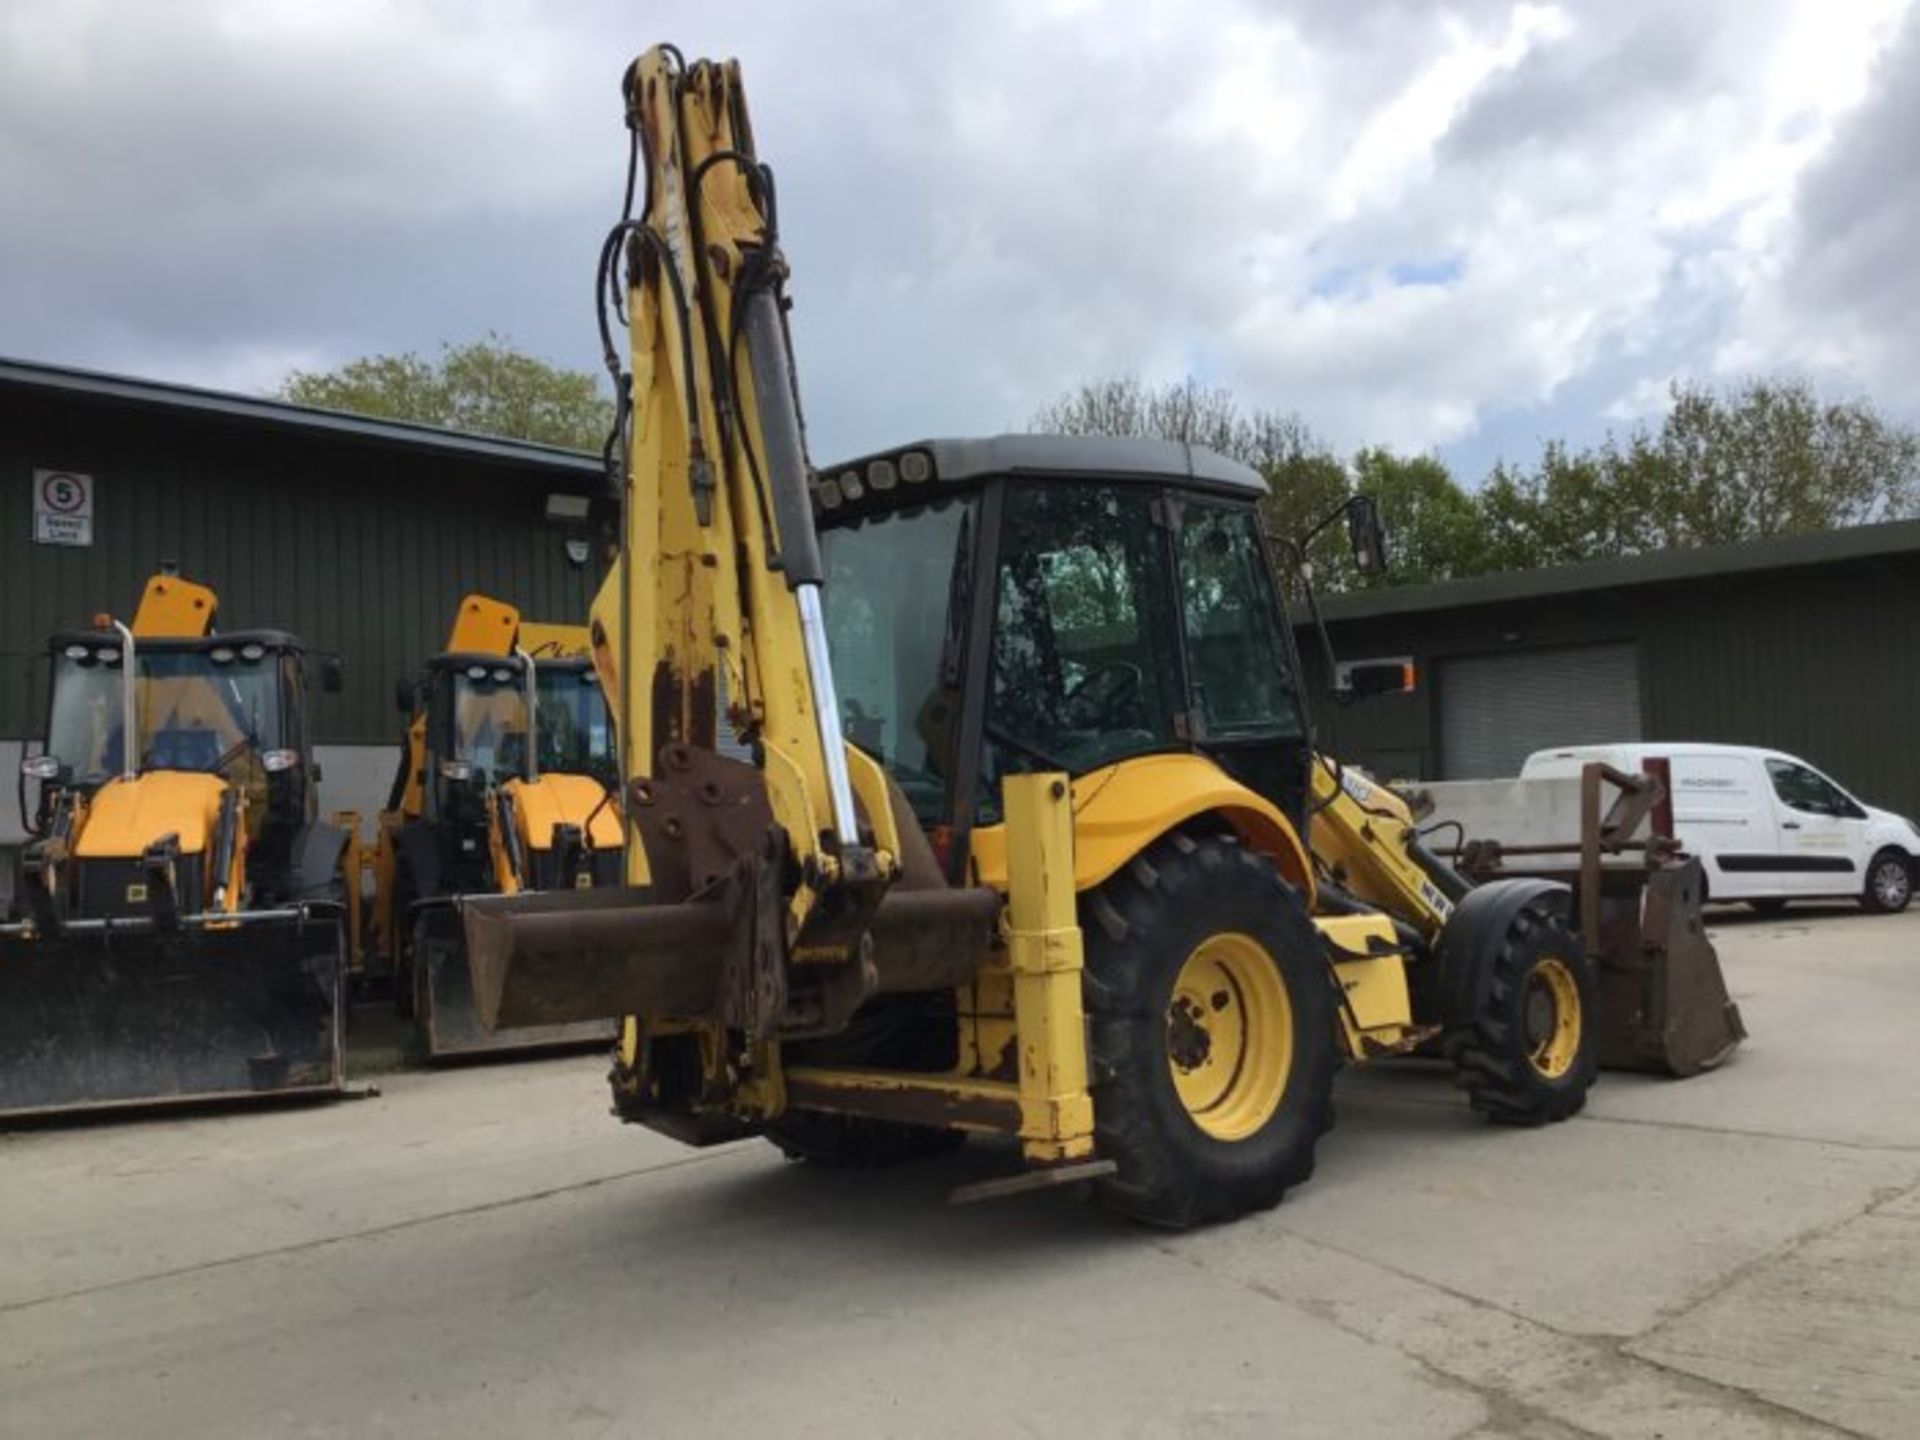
1863 850 1914 914
1443 898 1597 1126
1083 833 1338 1229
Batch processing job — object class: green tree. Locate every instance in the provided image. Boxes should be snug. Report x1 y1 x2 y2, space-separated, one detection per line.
1350 447 1488 584
1483 378 1920 564
281 334 612 451
1031 375 1481 592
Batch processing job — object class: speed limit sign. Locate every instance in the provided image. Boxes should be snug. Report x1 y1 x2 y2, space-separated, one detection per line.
33 469 94 546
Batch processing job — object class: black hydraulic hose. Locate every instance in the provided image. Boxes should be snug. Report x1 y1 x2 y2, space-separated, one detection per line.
1408 834 1472 904
597 220 705 479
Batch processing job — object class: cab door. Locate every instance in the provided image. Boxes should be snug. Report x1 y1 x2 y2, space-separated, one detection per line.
1171 498 1311 825
1763 756 1866 895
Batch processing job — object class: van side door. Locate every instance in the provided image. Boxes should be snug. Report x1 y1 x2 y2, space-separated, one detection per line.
1671 752 1777 900
1763 756 1866 894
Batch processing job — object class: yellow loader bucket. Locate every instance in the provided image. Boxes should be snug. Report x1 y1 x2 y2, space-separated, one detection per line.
0 906 347 1122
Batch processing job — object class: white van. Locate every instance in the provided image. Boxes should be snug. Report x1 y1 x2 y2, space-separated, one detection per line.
1519 743 1918 914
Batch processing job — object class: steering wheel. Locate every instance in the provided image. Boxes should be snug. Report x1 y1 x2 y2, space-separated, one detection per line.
1063 662 1144 730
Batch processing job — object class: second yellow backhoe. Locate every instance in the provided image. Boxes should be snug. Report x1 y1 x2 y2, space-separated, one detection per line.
367 596 621 1059
462 45 1741 1226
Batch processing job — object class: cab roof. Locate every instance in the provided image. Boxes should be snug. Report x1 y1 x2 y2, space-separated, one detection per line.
816 434 1266 516
49 627 306 653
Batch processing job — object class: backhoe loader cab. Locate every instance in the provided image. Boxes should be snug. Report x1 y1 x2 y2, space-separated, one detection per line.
2 577 349 1121
33 630 330 886
813 436 1314 856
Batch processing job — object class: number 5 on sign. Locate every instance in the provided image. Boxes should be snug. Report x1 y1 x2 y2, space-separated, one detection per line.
32 469 94 547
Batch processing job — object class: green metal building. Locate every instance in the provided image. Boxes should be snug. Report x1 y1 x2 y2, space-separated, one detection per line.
1304 519 1920 818
2 357 604 842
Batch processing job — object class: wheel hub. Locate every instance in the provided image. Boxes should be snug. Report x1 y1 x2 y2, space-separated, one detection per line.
1523 956 1583 1081
1165 932 1294 1142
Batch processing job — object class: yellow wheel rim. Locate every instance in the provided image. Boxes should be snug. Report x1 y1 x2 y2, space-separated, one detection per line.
1524 956 1583 1080
1166 932 1293 1141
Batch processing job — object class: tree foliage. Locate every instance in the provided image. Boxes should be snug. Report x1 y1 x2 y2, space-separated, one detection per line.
1483 379 1919 563
1032 373 1920 591
282 334 612 451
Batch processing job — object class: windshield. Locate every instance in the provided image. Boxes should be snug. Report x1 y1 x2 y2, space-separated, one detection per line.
448 663 531 787
820 496 977 823
535 663 616 787
45 641 285 784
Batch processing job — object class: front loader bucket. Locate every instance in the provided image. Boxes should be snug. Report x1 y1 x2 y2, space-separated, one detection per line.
1590 858 1746 1077
410 903 616 1060
0 907 347 1122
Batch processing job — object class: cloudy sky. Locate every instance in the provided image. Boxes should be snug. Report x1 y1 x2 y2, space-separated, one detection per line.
2 0 1916 477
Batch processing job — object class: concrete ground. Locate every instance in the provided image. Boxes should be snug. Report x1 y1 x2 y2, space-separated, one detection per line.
2 906 1916 1439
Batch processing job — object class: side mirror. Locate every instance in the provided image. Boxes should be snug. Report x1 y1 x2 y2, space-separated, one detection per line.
321 655 345 694
395 677 415 714
1347 496 1389 578
1337 659 1416 701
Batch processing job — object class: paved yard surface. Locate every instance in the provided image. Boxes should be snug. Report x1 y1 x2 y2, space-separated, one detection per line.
2 905 1916 1438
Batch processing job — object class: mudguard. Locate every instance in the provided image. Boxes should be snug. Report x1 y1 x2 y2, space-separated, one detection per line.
1434 877 1573 1029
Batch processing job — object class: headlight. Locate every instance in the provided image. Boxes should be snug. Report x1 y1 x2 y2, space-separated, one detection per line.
440 759 475 783
21 754 61 780
261 749 300 774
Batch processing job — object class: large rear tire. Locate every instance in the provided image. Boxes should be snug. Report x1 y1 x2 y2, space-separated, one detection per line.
1443 899 1597 1125
1083 832 1338 1229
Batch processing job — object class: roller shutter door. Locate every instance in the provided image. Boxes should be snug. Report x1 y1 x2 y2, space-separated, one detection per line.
1439 642 1641 779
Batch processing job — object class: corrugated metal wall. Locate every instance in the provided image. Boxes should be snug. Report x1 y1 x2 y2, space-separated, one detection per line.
1300 551 1920 819
1 389 601 745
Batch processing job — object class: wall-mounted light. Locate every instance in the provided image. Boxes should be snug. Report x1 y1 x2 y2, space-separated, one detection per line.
544 492 591 524
564 538 591 568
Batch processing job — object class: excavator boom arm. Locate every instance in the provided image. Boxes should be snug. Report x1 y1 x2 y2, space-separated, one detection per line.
596 49 888 942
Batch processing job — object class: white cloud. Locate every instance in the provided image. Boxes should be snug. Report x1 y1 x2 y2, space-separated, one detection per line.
0 0 1913 467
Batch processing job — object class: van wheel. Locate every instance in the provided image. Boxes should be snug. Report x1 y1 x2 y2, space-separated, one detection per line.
1863 851 1914 914
1083 833 1338 1229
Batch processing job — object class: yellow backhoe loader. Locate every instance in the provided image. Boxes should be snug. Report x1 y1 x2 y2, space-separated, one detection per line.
2 572 352 1120
462 46 1741 1226
367 596 621 1059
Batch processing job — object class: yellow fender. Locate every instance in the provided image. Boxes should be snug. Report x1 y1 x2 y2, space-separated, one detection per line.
968 753 1315 903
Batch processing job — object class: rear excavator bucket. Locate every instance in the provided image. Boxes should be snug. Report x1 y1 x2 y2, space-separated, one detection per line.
0 907 347 1121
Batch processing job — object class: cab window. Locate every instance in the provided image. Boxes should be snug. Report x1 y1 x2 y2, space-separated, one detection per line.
983 481 1183 808
1175 502 1301 739
1765 759 1862 818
